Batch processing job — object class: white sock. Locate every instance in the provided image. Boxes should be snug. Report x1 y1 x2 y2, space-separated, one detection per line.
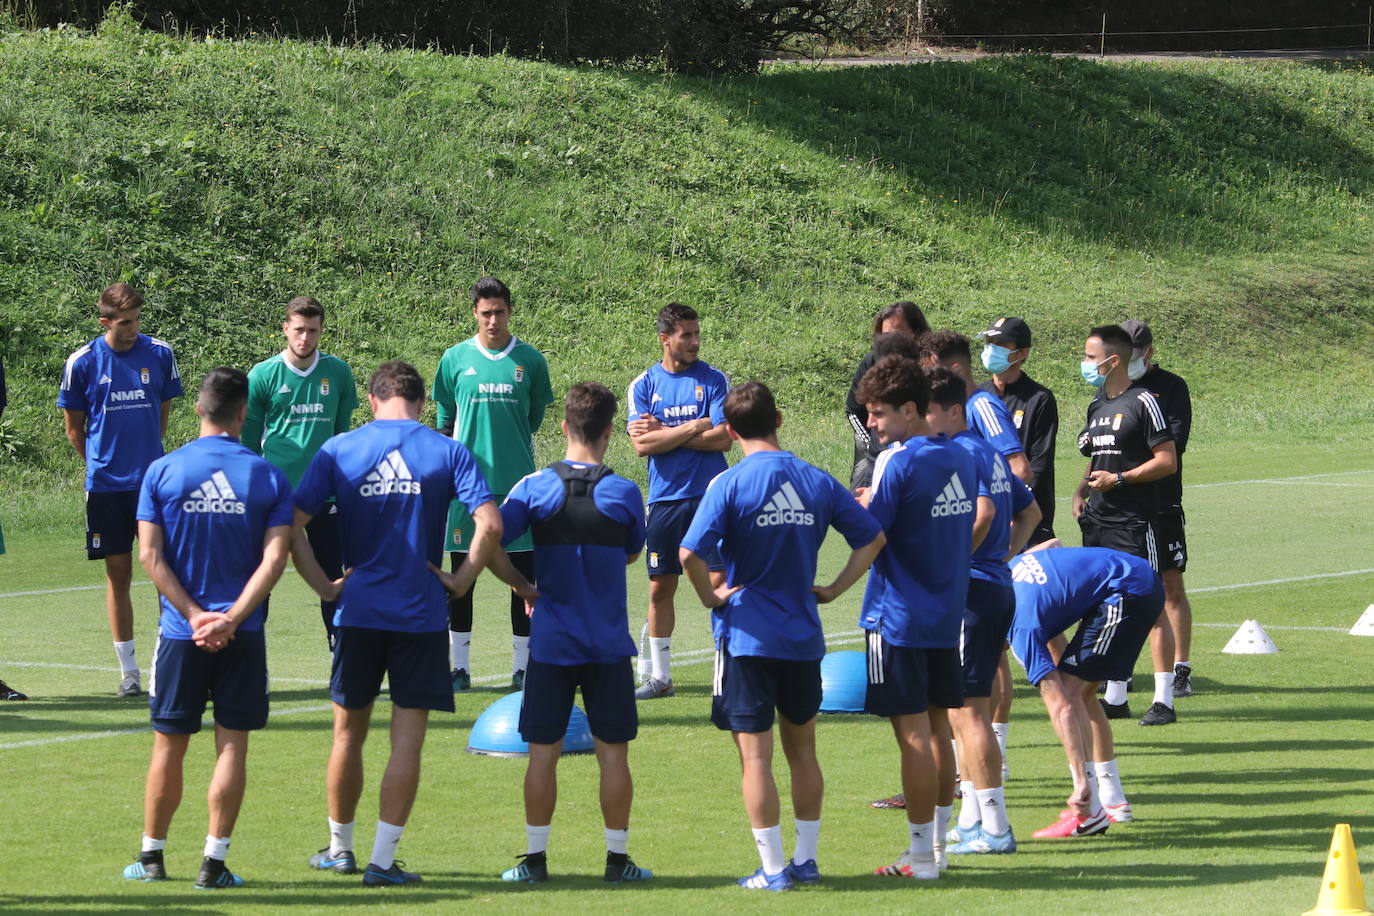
975 786 1009 835
328 818 354 856
114 640 138 675
450 631 471 673
934 805 952 852
204 835 230 861
906 819 935 862
370 820 404 870
636 622 651 678
525 823 550 856
512 635 530 675
1152 671 1175 708
605 827 628 855
1094 759 1127 808
752 825 785 875
1104 680 1128 705
649 637 672 683
1176 659 1191 670
957 781 980 829
1085 766 1102 817
793 818 819 865
991 722 1009 757
141 835 166 853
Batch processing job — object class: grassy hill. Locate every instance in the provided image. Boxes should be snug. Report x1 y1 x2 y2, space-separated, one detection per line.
2 10 1373 528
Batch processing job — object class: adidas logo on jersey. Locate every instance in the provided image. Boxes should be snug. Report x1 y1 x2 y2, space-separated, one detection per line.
755 481 815 527
931 473 973 518
1011 554 1048 585
463 367 478 375
990 457 1012 495
360 449 421 496
182 471 247 514
278 384 292 394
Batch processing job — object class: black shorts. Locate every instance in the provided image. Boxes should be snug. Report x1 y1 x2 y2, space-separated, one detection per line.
148 630 269 734
711 648 822 734
86 489 139 559
1078 511 1160 571
961 579 1015 697
863 631 964 718
331 627 454 712
1154 509 1187 573
1059 578 1165 683
520 657 638 745
645 496 722 576
307 504 345 582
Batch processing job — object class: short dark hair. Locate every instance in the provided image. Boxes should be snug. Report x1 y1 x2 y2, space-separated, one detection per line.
198 366 249 425
368 360 424 402
872 301 930 338
723 381 777 440
855 354 930 414
920 329 971 365
657 302 698 335
563 382 617 443
924 366 966 411
872 331 922 361
285 296 324 322
1089 324 1133 361
98 283 142 319
471 277 512 308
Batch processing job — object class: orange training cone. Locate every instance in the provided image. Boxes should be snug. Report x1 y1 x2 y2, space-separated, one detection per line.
1303 824 1372 916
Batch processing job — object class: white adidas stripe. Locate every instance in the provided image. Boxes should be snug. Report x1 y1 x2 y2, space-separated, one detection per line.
1137 390 1168 432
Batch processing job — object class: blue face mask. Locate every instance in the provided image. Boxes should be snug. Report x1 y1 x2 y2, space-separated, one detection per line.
1080 357 1111 387
981 344 1015 374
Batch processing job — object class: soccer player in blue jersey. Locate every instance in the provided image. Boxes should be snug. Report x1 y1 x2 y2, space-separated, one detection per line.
291 361 501 887
474 382 653 885
123 367 293 889
920 330 1031 484
0 356 28 701
1007 546 1164 838
924 368 1041 856
626 303 732 699
680 381 885 892
854 355 977 881
59 283 183 696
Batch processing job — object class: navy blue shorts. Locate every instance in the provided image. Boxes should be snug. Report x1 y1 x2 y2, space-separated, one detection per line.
961 578 1015 697
86 489 138 559
519 657 637 745
331 627 454 712
148 630 268 734
645 496 722 576
863 631 964 718
1059 578 1165 683
711 648 821 734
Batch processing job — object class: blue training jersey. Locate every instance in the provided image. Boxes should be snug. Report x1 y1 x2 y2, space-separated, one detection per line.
683 450 882 661
626 360 729 503
1008 547 1161 685
860 436 976 648
137 435 294 640
500 462 645 665
950 430 1036 584
58 334 184 492
293 419 493 633
966 388 1024 462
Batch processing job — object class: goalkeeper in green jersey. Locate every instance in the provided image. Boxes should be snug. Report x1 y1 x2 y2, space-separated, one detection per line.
433 277 555 690
242 296 358 647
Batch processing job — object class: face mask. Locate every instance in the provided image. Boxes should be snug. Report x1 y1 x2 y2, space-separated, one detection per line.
981 344 1014 374
1127 356 1147 381
1080 358 1111 388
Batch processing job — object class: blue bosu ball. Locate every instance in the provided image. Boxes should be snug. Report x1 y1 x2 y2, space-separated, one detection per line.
819 650 867 714
466 690 596 757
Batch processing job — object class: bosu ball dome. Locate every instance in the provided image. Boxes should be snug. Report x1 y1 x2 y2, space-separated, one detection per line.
819 650 867 714
466 690 595 757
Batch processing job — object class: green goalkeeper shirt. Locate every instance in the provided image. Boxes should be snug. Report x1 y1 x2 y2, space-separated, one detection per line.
242 351 358 487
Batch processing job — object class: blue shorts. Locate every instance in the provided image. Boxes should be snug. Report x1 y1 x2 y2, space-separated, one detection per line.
711 648 821 734
520 657 637 745
1059 579 1165 684
645 496 722 576
961 578 1015 697
863 631 964 718
86 489 138 559
148 630 268 734
331 627 454 712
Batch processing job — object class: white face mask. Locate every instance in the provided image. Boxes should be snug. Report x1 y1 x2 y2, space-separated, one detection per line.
1127 356 1148 381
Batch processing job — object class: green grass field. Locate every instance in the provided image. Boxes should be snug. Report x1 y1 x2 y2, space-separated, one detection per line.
2 443 1371 914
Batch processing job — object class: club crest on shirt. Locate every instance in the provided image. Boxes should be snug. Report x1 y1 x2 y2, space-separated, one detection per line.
140 368 150 384
514 365 525 383
1112 413 1123 431
452 528 463 545
320 378 330 396
649 552 660 568
694 385 704 403
1013 409 1024 429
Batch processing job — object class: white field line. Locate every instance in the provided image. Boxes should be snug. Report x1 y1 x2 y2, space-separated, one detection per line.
1189 568 1374 594
1195 622 1347 632
0 701 337 750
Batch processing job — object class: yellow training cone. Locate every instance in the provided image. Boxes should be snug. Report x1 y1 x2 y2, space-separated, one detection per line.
1304 824 1372 916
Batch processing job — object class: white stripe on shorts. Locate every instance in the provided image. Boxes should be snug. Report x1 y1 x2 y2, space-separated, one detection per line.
867 630 885 685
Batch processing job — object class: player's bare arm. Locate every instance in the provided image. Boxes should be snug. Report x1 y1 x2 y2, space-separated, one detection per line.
680 548 741 608
812 532 886 604
971 496 995 552
1007 450 1033 484
681 421 733 452
137 520 217 642
289 507 350 601
1086 440 1178 491
159 398 173 438
1006 500 1043 559
444 501 503 596
629 415 711 457
61 408 87 460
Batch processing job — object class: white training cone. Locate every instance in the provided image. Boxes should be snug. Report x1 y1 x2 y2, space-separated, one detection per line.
1223 619 1279 654
1350 605 1374 637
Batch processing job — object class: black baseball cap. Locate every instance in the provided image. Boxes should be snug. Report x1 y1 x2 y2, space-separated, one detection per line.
1118 319 1153 351
977 317 1031 349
